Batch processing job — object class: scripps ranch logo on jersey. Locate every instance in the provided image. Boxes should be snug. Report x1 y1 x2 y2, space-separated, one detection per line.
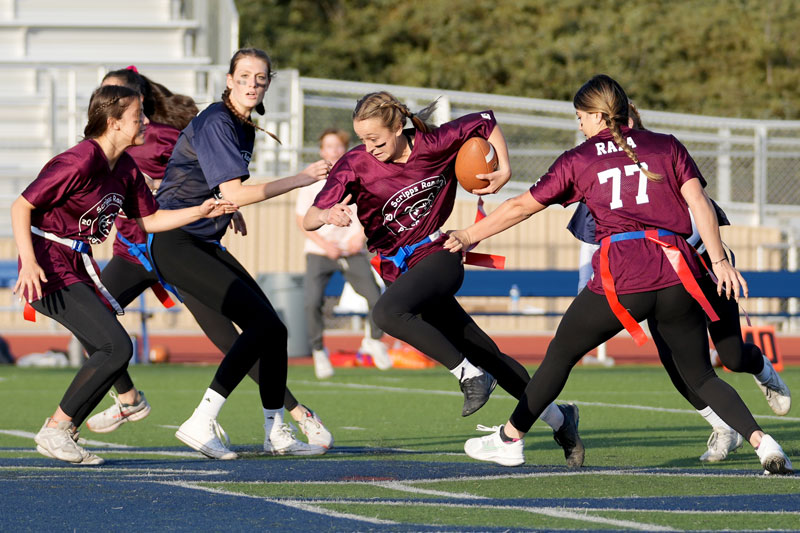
241 150 251 163
381 176 446 234
79 192 124 244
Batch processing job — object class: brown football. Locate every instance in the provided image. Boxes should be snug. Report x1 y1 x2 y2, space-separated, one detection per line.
455 137 498 193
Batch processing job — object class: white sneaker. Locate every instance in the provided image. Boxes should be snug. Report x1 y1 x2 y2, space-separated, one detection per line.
264 422 327 456
86 391 151 433
312 348 334 379
755 356 791 415
360 338 392 370
756 434 794 475
464 424 524 466
34 418 104 465
700 427 744 462
297 407 334 448
175 410 238 460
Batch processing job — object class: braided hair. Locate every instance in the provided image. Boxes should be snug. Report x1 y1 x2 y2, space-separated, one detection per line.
222 48 281 144
352 91 438 134
573 75 661 182
84 85 139 139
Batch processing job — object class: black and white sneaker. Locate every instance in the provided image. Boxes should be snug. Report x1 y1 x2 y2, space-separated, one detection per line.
459 370 497 417
553 403 585 468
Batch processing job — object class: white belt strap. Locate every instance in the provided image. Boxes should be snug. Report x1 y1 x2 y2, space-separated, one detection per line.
31 226 124 316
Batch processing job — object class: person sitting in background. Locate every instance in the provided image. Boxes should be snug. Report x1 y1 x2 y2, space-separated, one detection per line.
295 128 391 379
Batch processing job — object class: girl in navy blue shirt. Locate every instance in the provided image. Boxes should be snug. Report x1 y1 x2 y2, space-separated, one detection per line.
152 48 330 459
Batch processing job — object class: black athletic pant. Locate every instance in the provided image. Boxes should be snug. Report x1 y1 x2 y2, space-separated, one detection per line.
509 285 762 440
99 254 159 394
100 254 300 410
32 283 133 426
371 249 530 398
650 269 764 411
182 292 299 411
151 229 287 409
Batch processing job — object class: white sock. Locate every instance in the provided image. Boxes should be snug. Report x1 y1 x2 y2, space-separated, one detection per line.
754 356 772 384
698 406 733 431
195 388 226 419
538 403 564 431
263 407 285 436
449 358 482 381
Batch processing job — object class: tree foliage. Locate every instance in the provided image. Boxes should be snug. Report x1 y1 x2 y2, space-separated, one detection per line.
236 0 800 119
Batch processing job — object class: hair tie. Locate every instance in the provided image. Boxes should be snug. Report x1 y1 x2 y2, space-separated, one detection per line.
636 161 643 169
125 65 139 73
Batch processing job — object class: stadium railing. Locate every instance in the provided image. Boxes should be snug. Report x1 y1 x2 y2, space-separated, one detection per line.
325 269 800 318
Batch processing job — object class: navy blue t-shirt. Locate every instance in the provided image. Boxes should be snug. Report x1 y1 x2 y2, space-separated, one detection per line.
157 102 254 240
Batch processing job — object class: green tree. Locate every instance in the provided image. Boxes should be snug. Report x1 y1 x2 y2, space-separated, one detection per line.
236 0 800 119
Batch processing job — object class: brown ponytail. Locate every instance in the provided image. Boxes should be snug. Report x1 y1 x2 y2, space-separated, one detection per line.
353 91 438 134
574 75 661 181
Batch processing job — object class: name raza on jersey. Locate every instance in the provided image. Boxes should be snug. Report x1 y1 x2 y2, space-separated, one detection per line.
595 136 637 156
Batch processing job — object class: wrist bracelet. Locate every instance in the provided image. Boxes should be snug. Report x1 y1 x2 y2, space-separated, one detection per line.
712 257 727 265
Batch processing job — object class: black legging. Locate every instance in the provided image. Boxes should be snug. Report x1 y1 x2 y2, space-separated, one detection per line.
510 284 762 441
151 228 286 409
182 292 299 411
372 249 530 399
100 254 299 410
32 283 133 426
650 268 764 411
99 254 160 394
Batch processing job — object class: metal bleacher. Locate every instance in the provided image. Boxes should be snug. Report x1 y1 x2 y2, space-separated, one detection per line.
0 0 238 200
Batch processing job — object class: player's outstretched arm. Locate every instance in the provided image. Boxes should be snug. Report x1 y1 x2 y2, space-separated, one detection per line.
445 191 545 252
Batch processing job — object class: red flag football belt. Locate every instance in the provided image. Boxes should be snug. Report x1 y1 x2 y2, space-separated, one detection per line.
600 229 719 346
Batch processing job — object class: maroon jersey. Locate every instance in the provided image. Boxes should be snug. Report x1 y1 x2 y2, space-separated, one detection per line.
314 111 497 282
113 122 180 263
530 126 704 295
21 139 158 298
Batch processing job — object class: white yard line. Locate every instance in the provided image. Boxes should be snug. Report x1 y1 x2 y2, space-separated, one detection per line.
0 429 136 448
159 480 399 526
290 379 800 422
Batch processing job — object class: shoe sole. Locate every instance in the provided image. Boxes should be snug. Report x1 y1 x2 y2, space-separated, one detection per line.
554 404 585 468
36 444 104 465
86 405 151 434
461 377 498 417
269 446 327 456
175 429 238 460
763 455 794 475
464 447 523 467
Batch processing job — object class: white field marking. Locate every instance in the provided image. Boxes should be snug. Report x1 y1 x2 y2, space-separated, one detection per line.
0 429 135 448
266 498 673 531
160 480 398 525
339 426 365 431
158 424 180 429
207 466 787 489
0 465 227 475
290 380 800 422
371 480 487 499
4 446 215 459
571 400 800 423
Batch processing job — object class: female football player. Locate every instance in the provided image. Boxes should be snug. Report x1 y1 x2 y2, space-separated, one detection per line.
304 91 585 467
150 48 330 459
446 74 792 474
11 84 235 465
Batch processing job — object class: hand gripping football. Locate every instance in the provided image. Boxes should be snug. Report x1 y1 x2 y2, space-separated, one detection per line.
455 137 498 193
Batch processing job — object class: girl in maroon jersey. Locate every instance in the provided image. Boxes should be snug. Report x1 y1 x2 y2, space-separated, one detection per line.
447 74 792 474
569 103 790 464
304 91 585 468
85 68 333 451
11 84 236 465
